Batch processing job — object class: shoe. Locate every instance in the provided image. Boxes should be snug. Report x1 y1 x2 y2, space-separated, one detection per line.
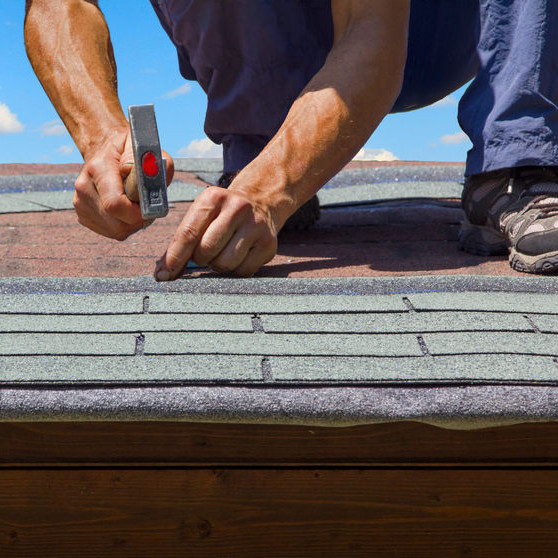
459 166 558 273
217 172 320 231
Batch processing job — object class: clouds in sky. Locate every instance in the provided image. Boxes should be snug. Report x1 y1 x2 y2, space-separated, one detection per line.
177 141 399 161
177 138 223 158
40 120 67 136
56 145 74 155
161 83 192 99
440 131 469 145
0 102 24 134
430 95 458 108
353 147 399 161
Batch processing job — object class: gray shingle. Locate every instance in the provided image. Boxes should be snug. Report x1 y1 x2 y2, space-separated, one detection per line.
0 355 260 382
0 313 252 333
173 158 223 173
148 293 406 313
0 333 136 355
145 332 422 357
529 315 558 333
318 181 463 206
0 294 142 314
262 311 529 333
424 332 558 356
270 354 558 382
0 195 55 213
409 292 558 313
165 181 203 202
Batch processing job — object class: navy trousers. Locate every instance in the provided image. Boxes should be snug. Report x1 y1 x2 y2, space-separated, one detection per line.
150 0 558 176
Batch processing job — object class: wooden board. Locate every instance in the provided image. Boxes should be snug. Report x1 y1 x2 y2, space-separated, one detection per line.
2 421 558 466
1 468 557 557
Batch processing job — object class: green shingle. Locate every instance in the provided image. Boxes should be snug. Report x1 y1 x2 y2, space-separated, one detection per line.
262 311 529 333
0 294 142 314
271 354 558 382
145 332 422 356
0 355 260 382
529 315 558 333
424 332 558 356
409 292 558 313
148 293 406 314
0 313 252 333
0 333 136 355
318 181 463 206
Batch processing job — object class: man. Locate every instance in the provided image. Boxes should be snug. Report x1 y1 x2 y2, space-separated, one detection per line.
24 1 558 279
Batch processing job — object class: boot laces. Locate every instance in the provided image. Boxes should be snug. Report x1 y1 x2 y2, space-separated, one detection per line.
514 168 558 219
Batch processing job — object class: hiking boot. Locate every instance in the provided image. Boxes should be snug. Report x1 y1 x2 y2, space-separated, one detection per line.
217 172 320 231
459 166 558 273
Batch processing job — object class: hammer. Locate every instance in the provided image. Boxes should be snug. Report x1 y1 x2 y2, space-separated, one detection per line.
124 104 169 219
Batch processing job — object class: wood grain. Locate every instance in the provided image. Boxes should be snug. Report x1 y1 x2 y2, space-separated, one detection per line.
2 421 558 466
1 468 557 557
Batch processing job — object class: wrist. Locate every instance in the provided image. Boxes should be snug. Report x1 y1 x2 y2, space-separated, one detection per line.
227 164 298 231
80 122 129 162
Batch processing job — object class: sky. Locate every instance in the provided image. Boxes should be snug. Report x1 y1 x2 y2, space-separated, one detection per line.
0 2 471 165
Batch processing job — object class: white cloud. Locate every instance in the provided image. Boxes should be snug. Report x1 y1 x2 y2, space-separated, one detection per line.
56 144 74 155
353 147 399 162
430 95 458 108
177 138 223 158
0 102 24 134
40 120 67 136
161 83 192 99
440 131 469 145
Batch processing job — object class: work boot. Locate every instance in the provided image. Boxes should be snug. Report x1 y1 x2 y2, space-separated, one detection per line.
217 172 320 231
459 166 558 273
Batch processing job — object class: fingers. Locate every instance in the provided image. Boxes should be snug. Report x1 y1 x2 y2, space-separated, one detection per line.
155 187 225 280
212 233 277 277
155 187 277 281
73 128 146 240
162 150 175 185
92 161 142 225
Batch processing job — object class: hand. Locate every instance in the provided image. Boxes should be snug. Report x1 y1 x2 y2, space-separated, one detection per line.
154 186 278 279
73 127 174 240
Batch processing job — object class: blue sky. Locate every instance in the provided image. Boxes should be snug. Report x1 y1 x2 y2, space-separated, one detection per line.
0 2 471 164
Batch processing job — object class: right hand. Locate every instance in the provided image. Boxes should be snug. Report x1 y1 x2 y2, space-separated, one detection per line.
73 127 174 240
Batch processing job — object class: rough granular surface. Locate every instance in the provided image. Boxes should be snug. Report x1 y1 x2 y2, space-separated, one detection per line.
0 160 556 429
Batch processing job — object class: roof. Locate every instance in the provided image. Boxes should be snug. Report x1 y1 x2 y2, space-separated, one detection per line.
1 159 556 429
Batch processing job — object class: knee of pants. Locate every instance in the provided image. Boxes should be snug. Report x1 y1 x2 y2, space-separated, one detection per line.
392 0 480 113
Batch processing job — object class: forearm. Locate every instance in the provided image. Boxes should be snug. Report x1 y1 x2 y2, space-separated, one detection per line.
229 3 409 229
24 0 127 160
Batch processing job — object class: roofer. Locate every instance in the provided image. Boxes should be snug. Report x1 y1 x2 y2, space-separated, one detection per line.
24 1 558 278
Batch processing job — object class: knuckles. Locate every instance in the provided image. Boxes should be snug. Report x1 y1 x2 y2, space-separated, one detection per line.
174 222 199 245
112 227 132 242
84 157 104 178
100 193 124 217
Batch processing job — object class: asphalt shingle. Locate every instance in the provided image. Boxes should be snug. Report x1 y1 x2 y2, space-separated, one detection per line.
0 286 556 387
148 293 407 313
262 311 530 333
2 159 558 429
0 355 261 383
145 331 422 357
0 333 136 355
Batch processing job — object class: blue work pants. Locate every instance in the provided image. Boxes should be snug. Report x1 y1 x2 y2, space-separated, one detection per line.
150 0 558 176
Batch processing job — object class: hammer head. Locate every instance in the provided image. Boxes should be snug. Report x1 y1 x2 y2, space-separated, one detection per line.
126 104 169 219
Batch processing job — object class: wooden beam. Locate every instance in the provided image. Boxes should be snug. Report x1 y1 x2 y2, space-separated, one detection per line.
1 468 558 557
2 421 558 466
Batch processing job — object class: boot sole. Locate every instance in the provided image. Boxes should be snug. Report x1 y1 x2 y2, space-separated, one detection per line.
510 248 558 274
458 219 508 256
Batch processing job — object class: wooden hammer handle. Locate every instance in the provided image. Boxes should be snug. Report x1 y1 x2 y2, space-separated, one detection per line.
123 166 140 203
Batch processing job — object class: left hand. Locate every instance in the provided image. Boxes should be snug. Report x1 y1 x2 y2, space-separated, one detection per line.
154 186 278 279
